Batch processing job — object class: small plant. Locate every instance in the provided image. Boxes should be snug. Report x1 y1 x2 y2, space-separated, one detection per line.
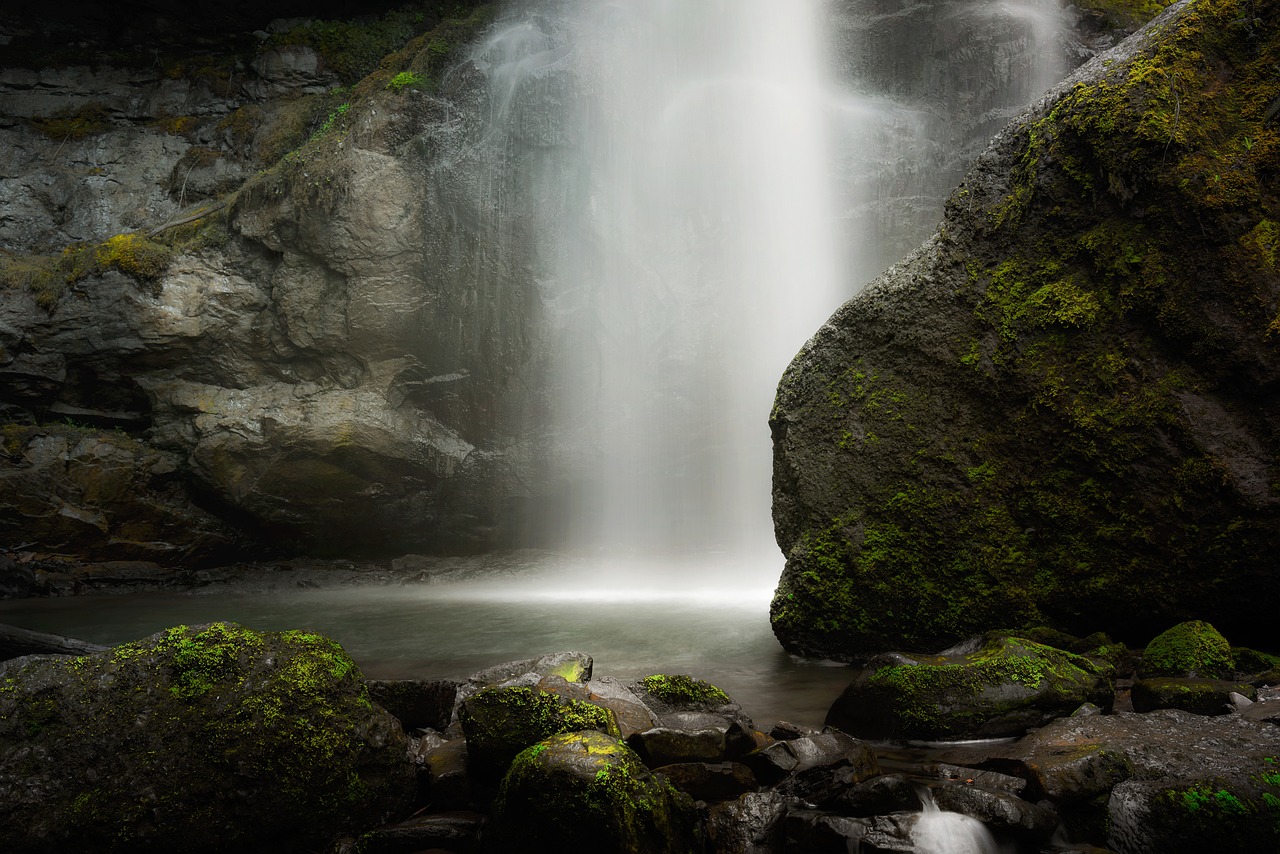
385 71 425 93
310 102 350 142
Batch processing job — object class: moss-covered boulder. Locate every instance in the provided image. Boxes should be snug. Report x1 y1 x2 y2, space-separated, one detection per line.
1139 620 1235 678
825 635 1114 740
770 0 1280 659
1131 676 1256 714
1109 766 1280 853
483 730 699 853
0 622 414 854
458 684 620 782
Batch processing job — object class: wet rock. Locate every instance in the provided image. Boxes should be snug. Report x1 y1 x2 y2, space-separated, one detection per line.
828 773 923 817
346 810 484 854
0 622 414 853
779 810 868 853
413 733 472 811
630 673 755 732
484 731 698 853
587 675 661 737
1108 772 1280 854
704 791 787 854
769 720 809 740
656 761 758 803
458 684 618 783
769 0 1280 660
1131 677 1256 715
367 679 458 732
923 763 1028 795
744 729 879 790
1240 699 1280 725
0 622 106 660
930 783 1058 841
458 652 593 702
825 634 1113 740
629 726 734 767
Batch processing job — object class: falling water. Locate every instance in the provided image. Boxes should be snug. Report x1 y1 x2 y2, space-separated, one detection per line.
460 0 1069 582
912 788 1005 854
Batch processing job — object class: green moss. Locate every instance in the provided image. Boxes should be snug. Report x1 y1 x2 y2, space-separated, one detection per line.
1142 620 1235 678
28 103 111 140
385 71 426 92
459 686 620 780
489 731 697 854
639 674 730 707
94 233 173 281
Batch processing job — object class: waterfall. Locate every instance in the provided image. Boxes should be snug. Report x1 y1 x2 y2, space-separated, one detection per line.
912 788 1005 854
460 0 1068 581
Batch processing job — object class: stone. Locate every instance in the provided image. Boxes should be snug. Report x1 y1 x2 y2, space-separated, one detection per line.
1108 773 1280 854
743 729 878 791
0 622 415 853
704 791 787 854
366 679 458 731
930 783 1058 841
828 773 923 817
1131 677 1257 716
484 731 699 853
628 726 733 767
656 761 758 803
347 810 484 854
458 684 619 783
779 810 869 853
630 673 754 732
413 733 471 811
769 0 1280 660
825 634 1114 740
1138 621 1235 680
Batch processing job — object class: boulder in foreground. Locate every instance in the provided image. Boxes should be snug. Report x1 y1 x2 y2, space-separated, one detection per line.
0 622 414 854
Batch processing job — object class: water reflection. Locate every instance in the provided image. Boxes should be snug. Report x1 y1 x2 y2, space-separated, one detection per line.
0 557 854 728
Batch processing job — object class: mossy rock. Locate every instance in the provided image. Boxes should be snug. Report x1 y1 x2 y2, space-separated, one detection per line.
634 674 731 708
1131 677 1256 715
1109 767 1280 854
770 0 1280 659
1140 620 1235 679
484 731 699 853
1232 647 1280 675
459 685 620 782
0 622 413 853
825 634 1114 740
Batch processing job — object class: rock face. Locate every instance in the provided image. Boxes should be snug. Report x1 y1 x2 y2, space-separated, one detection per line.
0 622 415 854
0 0 1127 564
771 0 1280 659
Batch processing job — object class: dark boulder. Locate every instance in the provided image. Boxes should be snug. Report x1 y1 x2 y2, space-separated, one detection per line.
825 634 1113 740
458 684 619 783
484 730 699 853
0 622 414 853
769 0 1280 659
827 773 923 817
656 761 758 803
1130 676 1256 715
930 783 1058 842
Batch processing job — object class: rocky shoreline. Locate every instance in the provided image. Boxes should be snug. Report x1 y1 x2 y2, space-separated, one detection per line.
1 617 1276 853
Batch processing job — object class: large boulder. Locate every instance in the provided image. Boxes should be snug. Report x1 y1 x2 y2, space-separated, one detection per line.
825 634 1114 740
0 622 415 853
770 0 1280 659
483 730 700 853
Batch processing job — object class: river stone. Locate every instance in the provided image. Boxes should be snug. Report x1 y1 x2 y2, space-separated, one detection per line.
704 791 788 854
343 810 485 854
744 729 879 791
931 783 1058 841
825 634 1113 740
0 622 414 854
1108 772 1280 854
768 0 1280 660
484 731 699 853
779 810 870 853
630 673 755 731
825 772 922 817
628 726 732 767
458 684 619 783
1130 676 1256 715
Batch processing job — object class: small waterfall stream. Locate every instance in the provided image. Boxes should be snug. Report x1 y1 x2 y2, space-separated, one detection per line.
913 787 1007 854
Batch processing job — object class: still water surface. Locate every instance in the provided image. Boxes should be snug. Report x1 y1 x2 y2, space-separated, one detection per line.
0 555 854 729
